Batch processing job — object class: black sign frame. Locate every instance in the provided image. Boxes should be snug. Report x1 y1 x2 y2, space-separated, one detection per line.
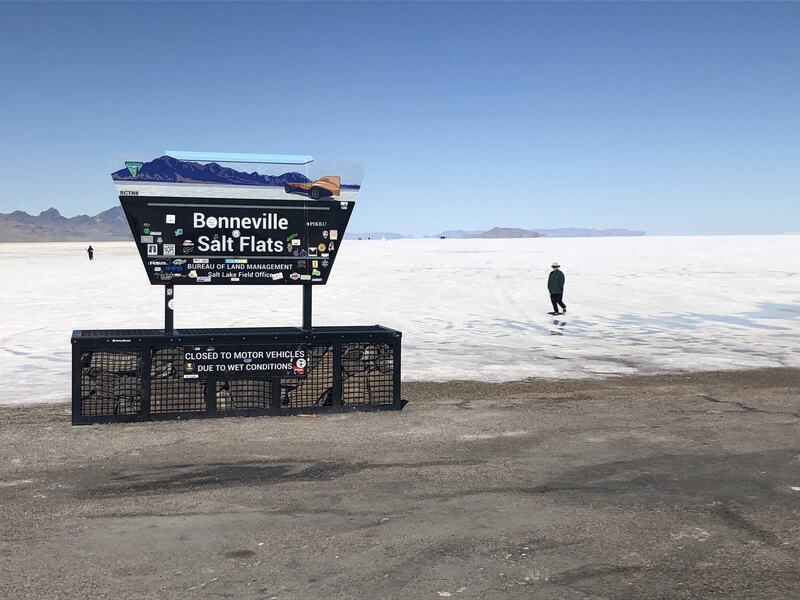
120 195 353 286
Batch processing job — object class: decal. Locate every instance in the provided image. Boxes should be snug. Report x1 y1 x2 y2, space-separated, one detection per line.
125 161 143 177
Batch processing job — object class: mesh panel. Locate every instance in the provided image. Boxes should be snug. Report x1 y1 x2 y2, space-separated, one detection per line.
150 347 206 413
75 335 399 423
341 343 394 405
216 379 272 411
280 345 333 408
80 351 143 416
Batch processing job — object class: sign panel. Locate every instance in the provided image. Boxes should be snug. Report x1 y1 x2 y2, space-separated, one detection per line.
120 196 352 285
183 345 308 378
112 153 361 286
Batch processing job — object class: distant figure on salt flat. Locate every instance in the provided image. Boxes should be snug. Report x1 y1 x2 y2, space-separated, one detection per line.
86 245 94 261
548 261 566 315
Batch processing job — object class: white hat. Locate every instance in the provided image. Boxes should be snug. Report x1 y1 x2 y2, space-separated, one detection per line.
551 261 560 268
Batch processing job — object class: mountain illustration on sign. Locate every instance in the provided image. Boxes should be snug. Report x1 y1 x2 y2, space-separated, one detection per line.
111 155 360 190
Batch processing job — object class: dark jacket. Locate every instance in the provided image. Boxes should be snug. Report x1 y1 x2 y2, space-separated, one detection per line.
548 269 564 294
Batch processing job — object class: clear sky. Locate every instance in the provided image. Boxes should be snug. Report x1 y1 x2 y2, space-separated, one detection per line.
0 1 798 235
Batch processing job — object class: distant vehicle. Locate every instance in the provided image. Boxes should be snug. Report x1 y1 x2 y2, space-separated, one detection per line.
285 176 341 199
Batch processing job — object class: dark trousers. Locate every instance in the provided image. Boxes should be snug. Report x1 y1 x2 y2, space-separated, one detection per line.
550 293 566 313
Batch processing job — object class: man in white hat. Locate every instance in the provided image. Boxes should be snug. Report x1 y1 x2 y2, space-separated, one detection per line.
548 262 566 314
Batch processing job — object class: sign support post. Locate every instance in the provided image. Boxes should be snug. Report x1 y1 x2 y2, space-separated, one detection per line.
165 285 174 333
302 284 312 331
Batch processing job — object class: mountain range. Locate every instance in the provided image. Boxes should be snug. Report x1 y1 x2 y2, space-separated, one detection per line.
0 207 646 242
0 207 130 242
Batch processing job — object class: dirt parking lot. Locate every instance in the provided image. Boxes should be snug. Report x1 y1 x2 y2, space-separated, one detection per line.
1 369 799 599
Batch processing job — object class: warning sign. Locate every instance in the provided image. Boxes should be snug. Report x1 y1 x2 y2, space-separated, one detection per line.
183 345 307 379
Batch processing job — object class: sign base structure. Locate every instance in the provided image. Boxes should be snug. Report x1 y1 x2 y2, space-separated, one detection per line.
71 326 401 425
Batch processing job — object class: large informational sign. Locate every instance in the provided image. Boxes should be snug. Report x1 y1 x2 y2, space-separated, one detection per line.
121 196 352 285
112 152 361 286
183 345 308 379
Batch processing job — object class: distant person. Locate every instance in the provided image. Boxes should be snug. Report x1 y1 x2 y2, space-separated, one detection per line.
548 261 566 314
86 245 94 261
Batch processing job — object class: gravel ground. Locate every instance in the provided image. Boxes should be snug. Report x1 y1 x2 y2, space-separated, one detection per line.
1 368 799 599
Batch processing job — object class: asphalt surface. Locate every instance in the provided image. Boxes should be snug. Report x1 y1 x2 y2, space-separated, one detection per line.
1 368 799 599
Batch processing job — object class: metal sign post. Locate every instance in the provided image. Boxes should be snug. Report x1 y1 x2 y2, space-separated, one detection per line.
302 284 312 331
165 285 174 333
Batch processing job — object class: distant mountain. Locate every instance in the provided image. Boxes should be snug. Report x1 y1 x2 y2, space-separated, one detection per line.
0 206 130 242
112 155 312 187
464 227 542 239
441 227 645 239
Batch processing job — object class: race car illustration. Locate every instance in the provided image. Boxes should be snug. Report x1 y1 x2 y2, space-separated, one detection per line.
285 176 341 199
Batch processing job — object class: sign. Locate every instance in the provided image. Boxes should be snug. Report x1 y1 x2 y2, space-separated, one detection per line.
120 196 353 285
125 161 143 177
183 345 308 378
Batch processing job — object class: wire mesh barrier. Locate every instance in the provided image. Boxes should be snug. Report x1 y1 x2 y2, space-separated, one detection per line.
79 351 143 416
341 342 394 405
72 326 401 424
281 345 334 408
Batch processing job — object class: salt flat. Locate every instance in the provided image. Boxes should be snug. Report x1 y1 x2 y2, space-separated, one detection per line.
1 235 799 405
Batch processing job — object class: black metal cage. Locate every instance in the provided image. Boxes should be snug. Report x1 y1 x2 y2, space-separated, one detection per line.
71 326 402 425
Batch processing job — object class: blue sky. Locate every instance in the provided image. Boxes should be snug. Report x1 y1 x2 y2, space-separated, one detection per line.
0 2 798 235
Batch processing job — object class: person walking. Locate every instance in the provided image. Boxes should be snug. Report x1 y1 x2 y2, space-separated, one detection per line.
548 261 566 314
86 245 94 261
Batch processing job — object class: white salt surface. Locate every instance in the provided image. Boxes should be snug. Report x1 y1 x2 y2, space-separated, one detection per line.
1 236 799 405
